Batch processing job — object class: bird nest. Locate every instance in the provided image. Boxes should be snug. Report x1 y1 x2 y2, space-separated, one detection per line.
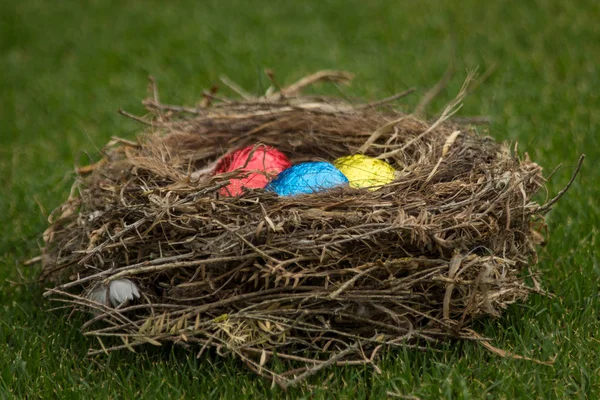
40 71 573 388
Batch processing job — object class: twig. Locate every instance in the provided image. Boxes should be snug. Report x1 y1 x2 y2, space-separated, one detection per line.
144 102 201 114
413 63 454 116
199 85 219 108
464 63 497 97
329 266 378 299
105 136 141 149
23 255 42 266
148 76 160 105
77 216 152 265
279 343 359 390
264 69 284 98
76 159 107 175
443 253 462 320
357 88 416 110
451 116 491 125
421 130 462 188
359 116 409 154
378 71 475 159
117 109 156 126
220 75 253 100
538 154 584 214
272 70 354 98
468 330 555 366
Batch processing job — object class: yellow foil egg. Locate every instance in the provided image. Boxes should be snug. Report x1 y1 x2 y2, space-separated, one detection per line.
333 154 395 190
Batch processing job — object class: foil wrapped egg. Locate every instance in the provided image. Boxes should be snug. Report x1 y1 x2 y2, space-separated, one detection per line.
333 154 395 190
266 161 349 196
214 145 291 196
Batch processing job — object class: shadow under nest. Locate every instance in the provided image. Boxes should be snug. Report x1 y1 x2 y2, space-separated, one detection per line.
40 71 564 388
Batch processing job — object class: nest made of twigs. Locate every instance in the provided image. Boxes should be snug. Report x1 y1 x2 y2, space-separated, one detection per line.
40 71 573 388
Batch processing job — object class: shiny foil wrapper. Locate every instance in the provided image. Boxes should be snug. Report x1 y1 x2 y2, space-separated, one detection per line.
266 161 349 196
333 154 395 189
214 145 291 196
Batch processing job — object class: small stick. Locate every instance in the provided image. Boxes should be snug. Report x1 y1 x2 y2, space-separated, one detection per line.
77 216 152 265
443 253 462 320
117 109 155 126
199 85 219 108
237 345 370 366
451 116 491 125
76 159 107 175
145 76 164 122
200 90 232 104
468 329 555 366
544 163 563 182
359 116 409 154
378 71 475 159
144 102 202 114
148 75 160 105
329 266 377 299
464 63 497 97
357 88 416 110
213 219 282 264
23 255 42 266
264 69 284 98
538 154 584 214
421 130 462 188
413 63 454 116
279 343 359 390
105 136 141 149
219 76 253 99
274 70 354 98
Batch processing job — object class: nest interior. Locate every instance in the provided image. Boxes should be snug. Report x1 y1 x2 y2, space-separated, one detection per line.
41 71 554 387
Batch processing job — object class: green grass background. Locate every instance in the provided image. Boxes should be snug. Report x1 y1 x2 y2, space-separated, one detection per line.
1 0 599 398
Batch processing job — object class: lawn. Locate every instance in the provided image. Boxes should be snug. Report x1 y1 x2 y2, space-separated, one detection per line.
1 0 599 398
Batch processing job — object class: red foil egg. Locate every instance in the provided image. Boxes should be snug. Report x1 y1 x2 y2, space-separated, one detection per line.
214 145 291 196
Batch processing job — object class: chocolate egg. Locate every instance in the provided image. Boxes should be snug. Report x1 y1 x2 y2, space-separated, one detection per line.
333 154 395 190
267 161 349 196
214 145 291 196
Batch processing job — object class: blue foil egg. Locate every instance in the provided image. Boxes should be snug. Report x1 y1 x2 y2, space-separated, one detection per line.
267 161 349 196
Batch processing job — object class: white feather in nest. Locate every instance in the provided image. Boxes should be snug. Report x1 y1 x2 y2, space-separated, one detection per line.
88 279 140 307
